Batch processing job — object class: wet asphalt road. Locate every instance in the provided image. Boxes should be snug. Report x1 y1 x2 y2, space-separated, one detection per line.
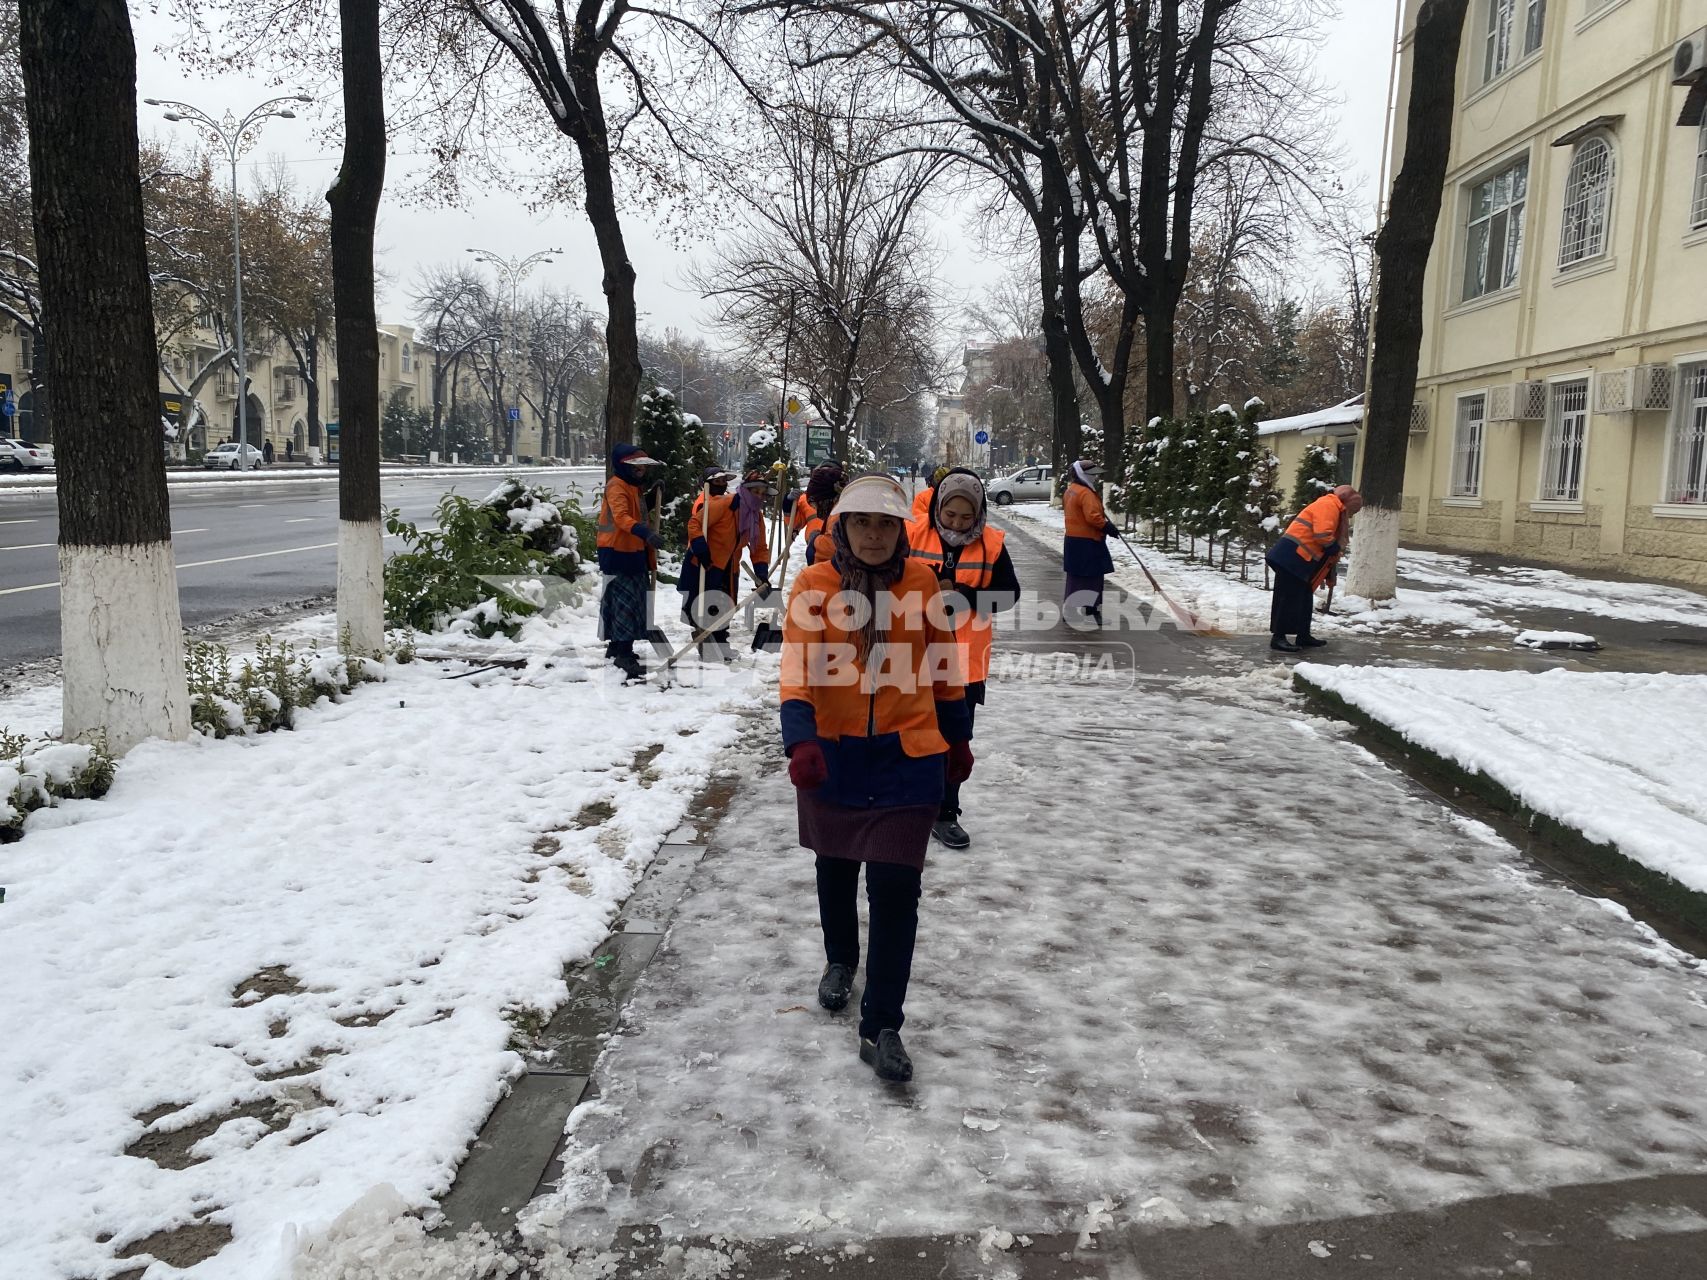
0 467 602 665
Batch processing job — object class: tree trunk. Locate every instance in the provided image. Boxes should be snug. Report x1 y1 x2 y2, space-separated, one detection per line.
1343 0 1471 602
1145 297 1178 423
575 121 638 465
327 0 387 657
1039 225 1079 504
21 0 189 752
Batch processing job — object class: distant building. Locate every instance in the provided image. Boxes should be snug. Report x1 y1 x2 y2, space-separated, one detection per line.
935 343 997 470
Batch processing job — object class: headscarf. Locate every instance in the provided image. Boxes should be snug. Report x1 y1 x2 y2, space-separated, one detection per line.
830 509 910 662
932 470 987 549
1071 459 1101 489
611 442 652 486
737 470 769 546
806 463 844 516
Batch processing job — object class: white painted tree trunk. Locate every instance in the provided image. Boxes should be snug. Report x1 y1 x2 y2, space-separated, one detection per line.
337 518 386 658
1341 505 1401 602
60 542 190 753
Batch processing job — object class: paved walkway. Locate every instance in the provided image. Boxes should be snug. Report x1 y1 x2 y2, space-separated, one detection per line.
433 519 1707 1278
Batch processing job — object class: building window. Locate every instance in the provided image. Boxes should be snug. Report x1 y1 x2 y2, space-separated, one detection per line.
1451 394 1487 498
1583 0 1615 14
1693 118 1707 231
1540 378 1589 502
1463 158 1529 300
1557 136 1613 268
1483 0 1544 84
402 343 412 373
1666 363 1707 504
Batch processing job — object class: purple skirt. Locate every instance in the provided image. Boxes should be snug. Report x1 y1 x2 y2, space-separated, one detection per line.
797 792 936 872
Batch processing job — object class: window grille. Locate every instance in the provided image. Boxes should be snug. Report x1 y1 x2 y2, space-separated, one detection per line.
1693 118 1707 230
1595 368 1631 414
1451 395 1486 498
1463 158 1529 299
1558 136 1613 267
1666 365 1707 504
1637 364 1676 412
1540 379 1589 502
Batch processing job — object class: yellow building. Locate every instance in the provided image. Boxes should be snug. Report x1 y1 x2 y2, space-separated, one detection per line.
1389 0 1707 584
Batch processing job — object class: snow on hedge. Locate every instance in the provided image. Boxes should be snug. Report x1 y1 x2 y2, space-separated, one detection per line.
1296 664 1707 895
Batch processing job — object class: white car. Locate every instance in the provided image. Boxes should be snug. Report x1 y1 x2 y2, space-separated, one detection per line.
203 442 267 471
985 464 1053 505
0 438 53 472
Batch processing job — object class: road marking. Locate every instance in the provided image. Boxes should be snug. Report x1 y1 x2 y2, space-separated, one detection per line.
174 528 210 535
176 542 338 570
0 541 54 551
0 579 55 595
285 517 315 524
0 518 37 526
239 502 270 508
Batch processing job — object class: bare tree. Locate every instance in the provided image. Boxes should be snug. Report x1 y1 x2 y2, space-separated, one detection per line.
522 290 603 458
1343 0 1471 602
21 0 189 751
410 263 499 448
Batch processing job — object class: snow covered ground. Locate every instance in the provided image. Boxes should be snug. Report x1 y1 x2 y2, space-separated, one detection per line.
1294 664 1707 897
508 664 1707 1261
0 599 768 1280
1000 502 1707 640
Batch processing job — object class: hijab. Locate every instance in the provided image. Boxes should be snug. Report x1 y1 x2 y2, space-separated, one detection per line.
829 513 910 662
932 471 987 549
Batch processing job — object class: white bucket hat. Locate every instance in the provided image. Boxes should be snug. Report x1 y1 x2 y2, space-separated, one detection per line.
832 473 912 522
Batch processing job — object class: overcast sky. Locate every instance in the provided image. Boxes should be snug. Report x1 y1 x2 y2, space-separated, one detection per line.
131 2 1402 351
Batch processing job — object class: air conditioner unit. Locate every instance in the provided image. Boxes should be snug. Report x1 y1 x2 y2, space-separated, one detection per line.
1488 383 1518 421
1674 28 1707 86
1595 368 1632 414
1635 363 1676 411
1408 401 1430 434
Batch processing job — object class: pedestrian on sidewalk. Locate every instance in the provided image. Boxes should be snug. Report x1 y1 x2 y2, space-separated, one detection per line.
1265 484 1362 652
597 443 666 679
1062 459 1116 626
262 439 274 465
285 438 295 463
800 462 845 567
683 467 770 660
781 473 973 1084
908 467 1020 850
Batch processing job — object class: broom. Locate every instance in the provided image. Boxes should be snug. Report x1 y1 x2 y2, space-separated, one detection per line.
643 482 670 649
752 461 793 651
1115 532 1229 638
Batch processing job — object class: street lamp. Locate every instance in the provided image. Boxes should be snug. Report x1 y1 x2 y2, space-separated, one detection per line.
145 93 311 470
466 247 561 461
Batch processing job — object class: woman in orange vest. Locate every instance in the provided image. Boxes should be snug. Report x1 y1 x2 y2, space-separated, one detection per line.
1062 458 1116 625
683 467 770 658
906 468 1020 850
911 463 949 521
799 462 844 567
781 474 972 1084
1265 484 1362 652
597 443 665 679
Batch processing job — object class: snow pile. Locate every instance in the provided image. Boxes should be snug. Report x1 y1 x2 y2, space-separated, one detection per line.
0 598 767 1279
1399 548 1707 628
1296 664 1707 894
1514 630 1600 650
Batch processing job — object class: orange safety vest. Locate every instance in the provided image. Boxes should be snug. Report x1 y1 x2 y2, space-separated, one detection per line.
780 558 967 758
801 512 836 567
911 487 933 521
690 491 769 570
1063 483 1109 540
1281 493 1347 590
789 491 814 535
905 522 1004 683
597 475 647 554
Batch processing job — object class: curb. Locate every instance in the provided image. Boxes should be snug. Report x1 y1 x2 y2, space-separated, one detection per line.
1292 670 1707 935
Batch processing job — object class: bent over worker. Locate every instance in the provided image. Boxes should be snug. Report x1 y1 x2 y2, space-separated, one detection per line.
1062 459 1116 626
907 467 1020 850
597 443 665 679
1265 484 1362 652
781 473 972 1085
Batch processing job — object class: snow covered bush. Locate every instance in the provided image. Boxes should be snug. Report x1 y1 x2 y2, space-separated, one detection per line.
384 480 592 640
185 638 370 740
1291 442 1339 517
745 425 798 493
0 733 117 843
636 387 715 545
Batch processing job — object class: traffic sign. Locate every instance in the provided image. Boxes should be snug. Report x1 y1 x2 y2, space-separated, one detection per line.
786 397 801 415
508 406 521 421
974 430 989 444
1 394 14 419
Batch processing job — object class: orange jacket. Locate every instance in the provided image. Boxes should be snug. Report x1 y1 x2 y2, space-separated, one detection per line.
801 512 836 567
689 491 769 571
906 522 1005 683
789 491 814 535
1063 483 1111 540
598 475 652 565
1278 492 1347 589
911 487 933 521
780 558 967 759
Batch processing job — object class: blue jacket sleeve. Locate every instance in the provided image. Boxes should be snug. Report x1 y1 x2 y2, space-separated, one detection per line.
781 698 818 753
936 697 972 744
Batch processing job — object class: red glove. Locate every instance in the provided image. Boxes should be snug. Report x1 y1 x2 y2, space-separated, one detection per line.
788 742 828 789
947 741 974 785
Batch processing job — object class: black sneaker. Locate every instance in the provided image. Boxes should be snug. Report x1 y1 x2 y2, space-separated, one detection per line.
859 1029 913 1083
931 819 970 849
612 651 646 681
817 963 854 1012
1269 636 1300 653
1296 635 1328 648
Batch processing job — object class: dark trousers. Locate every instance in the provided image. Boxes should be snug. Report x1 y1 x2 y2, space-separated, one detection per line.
815 856 922 1041
1270 570 1316 640
939 685 982 820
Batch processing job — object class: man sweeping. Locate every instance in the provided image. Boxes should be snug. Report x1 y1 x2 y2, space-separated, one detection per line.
597 444 666 679
1265 484 1362 652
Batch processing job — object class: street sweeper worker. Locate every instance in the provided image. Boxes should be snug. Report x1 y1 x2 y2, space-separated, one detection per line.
780 473 972 1085
1062 459 1116 626
906 467 1020 851
597 443 665 679
1265 484 1362 653
911 464 951 521
684 467 769 658
800 462 845 567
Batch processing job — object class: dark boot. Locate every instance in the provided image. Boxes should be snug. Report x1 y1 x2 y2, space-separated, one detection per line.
818 963 854 1012
1296 634 1328 648
612 646 645 680
931 819 970 849
1269 635 1300 652
859 1029 913 1083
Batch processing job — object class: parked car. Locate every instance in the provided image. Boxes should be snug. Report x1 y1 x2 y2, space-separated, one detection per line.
985 464 1053 505
202 442 267 471
0 438 53 472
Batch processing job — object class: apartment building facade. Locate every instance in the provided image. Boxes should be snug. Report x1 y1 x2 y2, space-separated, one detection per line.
1391 0 1707 584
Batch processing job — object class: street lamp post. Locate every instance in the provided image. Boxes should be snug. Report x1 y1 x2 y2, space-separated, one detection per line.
145 94 310 470
466 247 561 461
